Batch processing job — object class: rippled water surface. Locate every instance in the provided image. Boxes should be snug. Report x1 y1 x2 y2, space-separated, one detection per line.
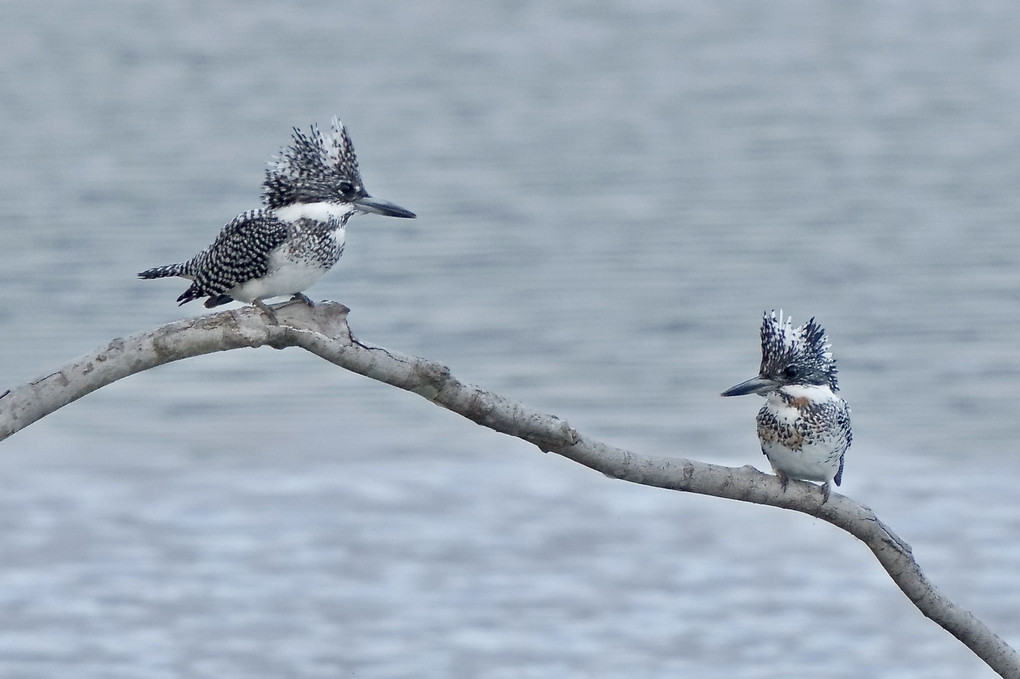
2 2 1020 677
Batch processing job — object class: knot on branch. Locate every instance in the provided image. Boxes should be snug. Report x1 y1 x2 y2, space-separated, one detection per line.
535 417 579 451
510 408 578 453
410 360 453 401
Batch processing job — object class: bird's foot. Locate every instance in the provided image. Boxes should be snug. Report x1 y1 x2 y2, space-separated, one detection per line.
253 299 279 325
291 292 315 307
775 470 790 493
820 482 831 504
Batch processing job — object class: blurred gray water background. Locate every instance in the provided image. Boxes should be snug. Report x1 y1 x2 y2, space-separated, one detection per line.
2 2 1020 677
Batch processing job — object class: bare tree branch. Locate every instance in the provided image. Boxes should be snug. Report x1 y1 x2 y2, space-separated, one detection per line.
1 301 1016 677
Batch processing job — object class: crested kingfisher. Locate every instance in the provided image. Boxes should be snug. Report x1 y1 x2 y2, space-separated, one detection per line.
139 118 415 320
721 310 852 502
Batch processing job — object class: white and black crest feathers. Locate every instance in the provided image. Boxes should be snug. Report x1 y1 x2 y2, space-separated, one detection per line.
263 118 366 209
759 309 840 391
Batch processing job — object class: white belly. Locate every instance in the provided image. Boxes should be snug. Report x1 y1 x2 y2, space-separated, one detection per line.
760 437 841 483
229 256 329 303
229 223 345 302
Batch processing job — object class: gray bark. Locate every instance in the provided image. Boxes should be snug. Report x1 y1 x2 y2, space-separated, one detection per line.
1 300 1016 677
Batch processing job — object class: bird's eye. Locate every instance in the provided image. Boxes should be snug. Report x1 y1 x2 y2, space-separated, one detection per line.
337 181 353 193
783 365 800 380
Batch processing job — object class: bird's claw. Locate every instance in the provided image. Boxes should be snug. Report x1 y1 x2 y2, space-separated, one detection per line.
253 299 279 325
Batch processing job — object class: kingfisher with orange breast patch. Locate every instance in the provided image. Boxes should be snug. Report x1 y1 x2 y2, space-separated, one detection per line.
722 310 852 502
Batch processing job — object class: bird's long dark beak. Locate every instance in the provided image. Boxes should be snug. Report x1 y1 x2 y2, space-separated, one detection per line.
721 375 777 397
353 195 416 219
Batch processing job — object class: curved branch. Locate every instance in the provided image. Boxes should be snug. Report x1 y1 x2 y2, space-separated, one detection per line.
1 301 1016 677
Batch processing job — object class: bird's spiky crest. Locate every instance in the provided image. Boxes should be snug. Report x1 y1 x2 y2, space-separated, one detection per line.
262 117 365 209
759 309 839 391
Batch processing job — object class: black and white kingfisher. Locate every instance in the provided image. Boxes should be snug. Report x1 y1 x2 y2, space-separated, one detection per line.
139 118 415 320
722 310 852 502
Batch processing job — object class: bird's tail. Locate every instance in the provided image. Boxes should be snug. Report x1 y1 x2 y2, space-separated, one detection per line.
138 262 190 279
